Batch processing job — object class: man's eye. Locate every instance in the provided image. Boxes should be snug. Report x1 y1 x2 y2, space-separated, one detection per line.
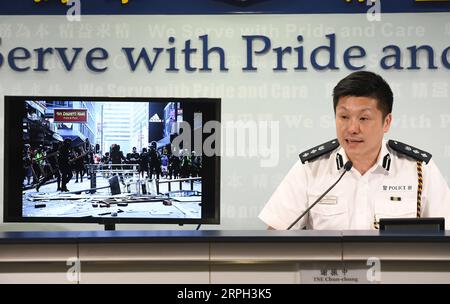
340 115 349 120
360 117 369 121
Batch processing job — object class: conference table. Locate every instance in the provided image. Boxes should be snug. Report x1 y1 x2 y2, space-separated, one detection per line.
1 230 449 284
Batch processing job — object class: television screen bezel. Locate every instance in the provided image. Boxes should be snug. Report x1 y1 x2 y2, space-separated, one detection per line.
3 96 221 226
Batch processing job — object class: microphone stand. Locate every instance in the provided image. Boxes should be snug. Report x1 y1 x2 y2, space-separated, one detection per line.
287 161 352 230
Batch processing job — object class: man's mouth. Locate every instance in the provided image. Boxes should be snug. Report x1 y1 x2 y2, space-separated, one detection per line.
345 139 364 144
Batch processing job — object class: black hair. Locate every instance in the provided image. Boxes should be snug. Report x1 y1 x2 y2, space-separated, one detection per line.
333 71 393 118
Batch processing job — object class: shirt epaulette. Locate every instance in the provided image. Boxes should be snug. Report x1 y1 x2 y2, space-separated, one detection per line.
388 140 432 164
299 139 340 164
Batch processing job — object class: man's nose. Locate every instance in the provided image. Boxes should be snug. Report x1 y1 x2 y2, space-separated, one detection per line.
347 118 360 134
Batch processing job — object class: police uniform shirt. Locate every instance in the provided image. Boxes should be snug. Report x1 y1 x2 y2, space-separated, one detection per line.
258 140 450 230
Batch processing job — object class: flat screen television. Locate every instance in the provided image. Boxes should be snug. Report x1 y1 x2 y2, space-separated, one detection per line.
3 96 220 229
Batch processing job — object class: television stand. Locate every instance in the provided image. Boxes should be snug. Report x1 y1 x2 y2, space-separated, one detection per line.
103 223 116 231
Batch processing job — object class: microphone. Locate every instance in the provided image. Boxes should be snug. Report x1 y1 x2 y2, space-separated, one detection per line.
287 160 353 230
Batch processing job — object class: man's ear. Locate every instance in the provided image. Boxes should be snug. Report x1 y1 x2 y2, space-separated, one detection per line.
383 113 392 133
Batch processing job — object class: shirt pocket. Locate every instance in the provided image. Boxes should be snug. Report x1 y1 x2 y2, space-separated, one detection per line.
308 195 348 229
374 194 417 222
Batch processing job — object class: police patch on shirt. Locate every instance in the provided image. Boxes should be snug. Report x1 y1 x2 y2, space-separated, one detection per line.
381 185 414 192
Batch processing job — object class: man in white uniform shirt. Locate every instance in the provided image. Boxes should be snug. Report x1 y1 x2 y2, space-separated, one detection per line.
259 71 450 230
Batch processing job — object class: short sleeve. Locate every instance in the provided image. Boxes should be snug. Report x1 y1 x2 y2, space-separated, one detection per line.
258 160 309 230
421 159 450 228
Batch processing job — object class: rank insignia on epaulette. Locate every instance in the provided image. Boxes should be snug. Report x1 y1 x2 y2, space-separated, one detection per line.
299 139 340 164
388 140 432 164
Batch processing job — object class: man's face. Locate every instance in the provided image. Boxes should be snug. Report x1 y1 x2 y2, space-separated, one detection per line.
335 96 392 160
